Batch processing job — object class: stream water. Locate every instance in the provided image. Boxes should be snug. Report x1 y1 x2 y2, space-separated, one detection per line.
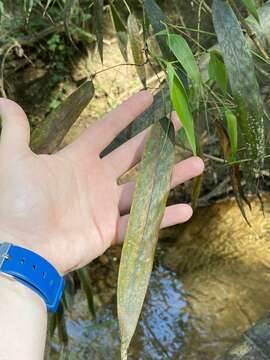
50 194 270 359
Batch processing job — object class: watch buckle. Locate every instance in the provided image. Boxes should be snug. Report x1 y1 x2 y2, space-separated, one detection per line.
0 243 11 269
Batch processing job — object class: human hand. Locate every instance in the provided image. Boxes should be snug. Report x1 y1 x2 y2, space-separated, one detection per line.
0 91 204 274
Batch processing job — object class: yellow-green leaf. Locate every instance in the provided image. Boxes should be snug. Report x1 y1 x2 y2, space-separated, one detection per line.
127 14 146 88
225 108 238 161
208 50 228 95
167 63 196 155
117 117 175 360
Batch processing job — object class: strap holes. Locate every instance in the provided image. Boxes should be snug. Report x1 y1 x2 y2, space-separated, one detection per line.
20 258 25 264
42 271 47 278
32 264 36 270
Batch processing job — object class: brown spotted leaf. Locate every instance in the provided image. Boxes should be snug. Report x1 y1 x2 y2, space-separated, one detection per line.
109 2 128 62
31 81 94 154
127 14 146 88
117 117 175 359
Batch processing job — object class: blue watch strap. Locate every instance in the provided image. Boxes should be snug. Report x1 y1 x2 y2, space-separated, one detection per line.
0 243 64 312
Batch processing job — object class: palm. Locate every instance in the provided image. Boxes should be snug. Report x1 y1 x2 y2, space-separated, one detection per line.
0 152 120 273
0 92 204 274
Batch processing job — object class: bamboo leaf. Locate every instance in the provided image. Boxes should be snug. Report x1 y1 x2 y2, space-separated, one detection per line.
225 108 238 161
117 117 175 360
30 81 95 154
143 0 173 61
76 267 96 318
215 119 250 224
93 0 104 63
214 118 231 161
63 274 76 310
167 63 196 155
212 0 264 170
24 0 34 22
166 33 202 104
128 14 146 88
109 2 128 62
208 49 228 95
241 0 260 23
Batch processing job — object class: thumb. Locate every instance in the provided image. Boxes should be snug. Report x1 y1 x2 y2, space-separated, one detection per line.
0 98 31 154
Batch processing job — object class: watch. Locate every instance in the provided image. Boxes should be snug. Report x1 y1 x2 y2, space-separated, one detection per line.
0 242 64 312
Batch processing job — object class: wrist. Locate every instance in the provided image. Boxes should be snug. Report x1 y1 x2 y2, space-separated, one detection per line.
0 242 65 313
0 272 47 313
0 273 48 359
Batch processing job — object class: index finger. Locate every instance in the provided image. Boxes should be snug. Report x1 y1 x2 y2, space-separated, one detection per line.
62 90 153 158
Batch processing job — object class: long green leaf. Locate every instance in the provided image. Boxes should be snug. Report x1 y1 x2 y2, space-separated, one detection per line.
109 2 128 61
208 49 228 95
225 108 238 161
128 14 146 88
166 33 202 104
31 81 95 154
212 0 264 170
93 0 104 63
117 117 175 360
241 0 260 23
167 63 196 155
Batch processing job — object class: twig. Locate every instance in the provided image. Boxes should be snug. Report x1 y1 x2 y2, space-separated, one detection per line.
92 60 148 78
0 43 19 97
197 0 205 55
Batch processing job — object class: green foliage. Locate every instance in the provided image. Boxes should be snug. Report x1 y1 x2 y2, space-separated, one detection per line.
225 108 238 161
166 32 202 107
167 63 196 155
208 50 228 95
47 33 65 52
240 0 260 22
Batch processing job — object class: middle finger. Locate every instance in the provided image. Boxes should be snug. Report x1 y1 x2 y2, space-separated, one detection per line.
118 156 204 214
